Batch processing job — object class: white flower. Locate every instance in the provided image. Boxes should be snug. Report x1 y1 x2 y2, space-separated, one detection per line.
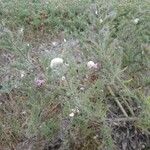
100 19 103 23
50 58 64 69
71 109 76 113
18 27 24 35
71 108 80 113
69 112 75 117
80 87 85 91
64 39 66 42
133 18 139 24
20 27 24 33
76 108 80 113
87 61 98 69
21 111 26 115
20 70 25 78
69 107 80 117
52 42 57 46
93 135 99 139
95 10 98 15
61 76 66 81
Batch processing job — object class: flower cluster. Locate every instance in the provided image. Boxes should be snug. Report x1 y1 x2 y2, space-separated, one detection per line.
87 61 98 69
69 108 80 117
35 78 45 87
50 58 64 69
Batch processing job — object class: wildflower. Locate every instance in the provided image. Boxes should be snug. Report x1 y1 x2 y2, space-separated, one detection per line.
87 61 98 69
95 10 98 15
71 108 80 114
93 135 99 139
61 76 66 81
69 112 75 117
100 19 103 23
35 79 45 87
20 70 25 78
69 108 80 117
80 87 85 91
133 18 139 24
18 27 24 35
50 58 64 69
60 76 67 86
21 111 26 115
20 27 24 33
52 42 57 46
64 39 66 42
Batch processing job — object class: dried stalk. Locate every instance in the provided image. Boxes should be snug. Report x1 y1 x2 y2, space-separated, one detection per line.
107 85 128 117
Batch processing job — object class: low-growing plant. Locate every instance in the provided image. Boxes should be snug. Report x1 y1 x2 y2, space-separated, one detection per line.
0 0 150 149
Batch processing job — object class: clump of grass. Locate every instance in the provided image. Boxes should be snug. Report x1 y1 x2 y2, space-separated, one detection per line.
0 0 93 36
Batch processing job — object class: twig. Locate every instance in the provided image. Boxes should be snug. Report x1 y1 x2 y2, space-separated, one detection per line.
105 117 138 122
121 95 135 116
113 85 135 116
107 85 128 117
92 117 138 125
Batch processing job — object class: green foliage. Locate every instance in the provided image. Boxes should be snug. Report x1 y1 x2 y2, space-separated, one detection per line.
0 0 150 149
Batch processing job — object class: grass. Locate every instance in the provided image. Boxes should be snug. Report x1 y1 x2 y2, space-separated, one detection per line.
0 0 150 149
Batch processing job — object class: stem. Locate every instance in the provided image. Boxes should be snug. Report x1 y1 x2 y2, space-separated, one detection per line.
107 85 128 117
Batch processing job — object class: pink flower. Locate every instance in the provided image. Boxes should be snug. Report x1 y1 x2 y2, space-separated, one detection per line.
87 61 98 69
35 79 45 87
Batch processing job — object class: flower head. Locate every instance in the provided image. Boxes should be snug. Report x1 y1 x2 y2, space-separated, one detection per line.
100 19 103 23
20 27 24 33
35 79 45 87
52 42 57 46
50 58 64 69
69 108 80 117
133 18 139 24
69 112 75 117
87 61 98 69
20 70 25 78
64 39 67 42
61 76 66 81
